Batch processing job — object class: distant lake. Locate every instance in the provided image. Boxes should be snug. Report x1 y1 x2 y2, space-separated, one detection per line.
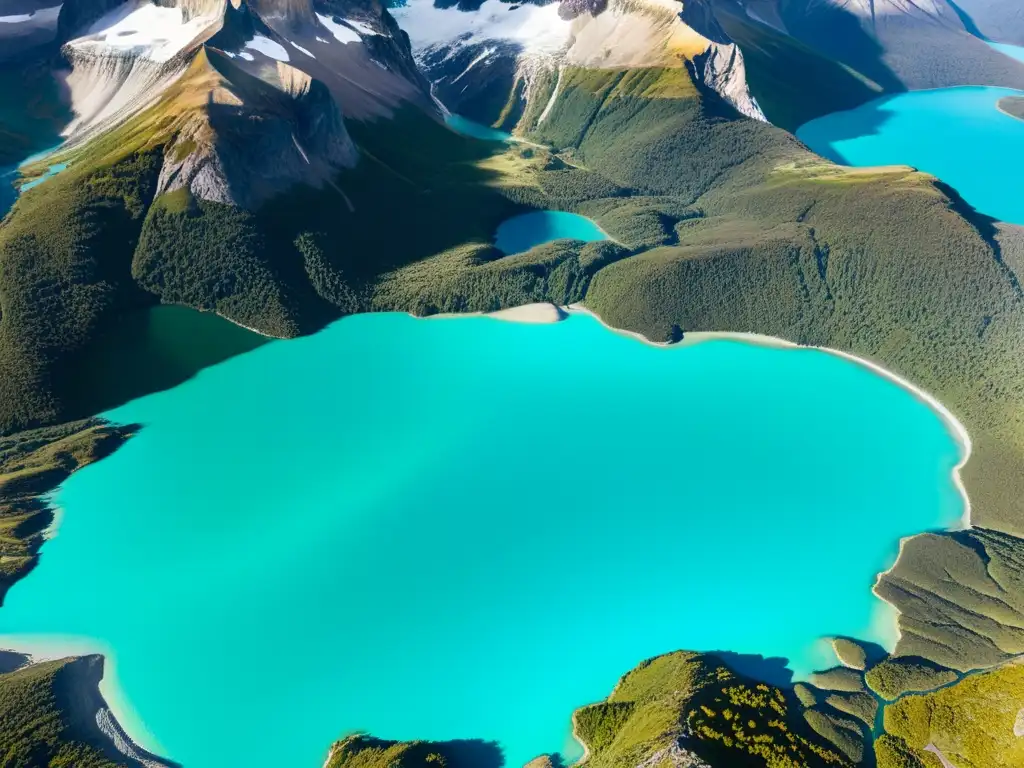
444 113 512 142
495 211 609 254
0 144 66 218
0 312 962 768
797 86 1024 225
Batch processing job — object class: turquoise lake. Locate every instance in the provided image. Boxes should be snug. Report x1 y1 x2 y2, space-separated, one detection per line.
797 85 1024 225
0 312 962 767
444 113 512 142
1 145 67 218
495 211 609 254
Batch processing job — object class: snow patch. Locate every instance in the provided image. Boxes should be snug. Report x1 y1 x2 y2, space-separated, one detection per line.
246 34 290 61
72 1 216 63
452 46 496 83
345 18 379 36
391 0 572 57
316 13 361 44
537 65 562 124
224 51 256 61
291 41 315 58
0 13 33 23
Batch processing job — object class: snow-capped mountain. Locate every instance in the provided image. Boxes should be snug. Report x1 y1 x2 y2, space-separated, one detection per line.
392 0 766 130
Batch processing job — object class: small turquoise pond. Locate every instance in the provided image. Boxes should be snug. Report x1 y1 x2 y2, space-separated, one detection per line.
495 211 609 254
20 162 67 192
0 312 962 768
797 85 1024 225
444 113 512 142
1 144 67 218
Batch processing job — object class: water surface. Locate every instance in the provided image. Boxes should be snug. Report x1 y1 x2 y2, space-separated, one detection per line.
0 144 63 218
990 41 1024 64
797 86 1024 225
62 305 267 417
445 113 512 142
495 211 609 254
0 312 962 768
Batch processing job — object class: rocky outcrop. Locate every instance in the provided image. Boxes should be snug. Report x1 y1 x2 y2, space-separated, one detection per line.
693 41 766 121
395 0 767 129
154 50 357 208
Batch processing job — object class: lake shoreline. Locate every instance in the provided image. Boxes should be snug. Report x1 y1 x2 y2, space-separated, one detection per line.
0 300 973 767
0 636 174 766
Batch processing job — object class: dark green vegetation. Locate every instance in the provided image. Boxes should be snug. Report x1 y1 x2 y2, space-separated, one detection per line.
864 658 959 702
998 96 1024 121
323 735 503 768
0 655 140 767
0 419 134 604
873 528 1024 671
876 660 1024 768
568 651 854 767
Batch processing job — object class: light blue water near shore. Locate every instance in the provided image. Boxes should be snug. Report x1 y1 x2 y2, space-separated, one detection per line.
0 145 66 218
20 162 67 192
797 86 1024 225
444 113 512 142
495 211 609 254
990 41 1024 64
0 312 962 768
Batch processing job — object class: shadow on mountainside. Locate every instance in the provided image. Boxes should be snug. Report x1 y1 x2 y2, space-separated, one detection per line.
709 651 794 688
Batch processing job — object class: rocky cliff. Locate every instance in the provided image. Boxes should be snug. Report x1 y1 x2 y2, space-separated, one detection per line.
393 0 766 133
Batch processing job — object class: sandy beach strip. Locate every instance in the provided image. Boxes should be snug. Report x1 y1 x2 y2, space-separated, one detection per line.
0 633 170 762
563 303 972 529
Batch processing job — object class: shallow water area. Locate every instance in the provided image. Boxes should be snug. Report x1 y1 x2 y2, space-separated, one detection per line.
494 210 609 254
444 113 512 141
0 144 66 218
990 41 1024 64
0 312 963 768
797 85 1024 225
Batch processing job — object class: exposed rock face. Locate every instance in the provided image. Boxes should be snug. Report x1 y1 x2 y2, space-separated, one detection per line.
635 744 713 768
247 0 315 29
61 47 190 141
394 0 767 129
154 51 358 208
693 40 765 121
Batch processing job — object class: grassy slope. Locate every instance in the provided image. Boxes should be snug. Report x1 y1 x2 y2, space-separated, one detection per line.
877 660 1024 768
572 651 854 768
323 735 503 768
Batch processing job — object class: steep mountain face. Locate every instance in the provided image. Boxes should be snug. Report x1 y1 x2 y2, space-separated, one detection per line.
0 1 63 62
703 0 1024 94
393 0 766 130
946 0 1024 46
